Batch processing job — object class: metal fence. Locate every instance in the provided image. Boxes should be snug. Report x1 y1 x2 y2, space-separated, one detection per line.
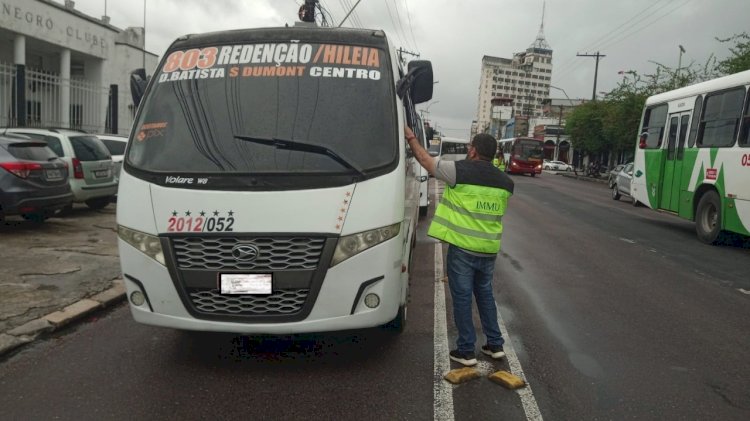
0 62 108 133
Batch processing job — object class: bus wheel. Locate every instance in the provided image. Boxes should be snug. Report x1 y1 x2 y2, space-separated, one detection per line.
696 190 722 244
530 172 536 177
612 185 621 200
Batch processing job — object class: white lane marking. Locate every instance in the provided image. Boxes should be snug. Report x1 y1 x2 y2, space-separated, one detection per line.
496 304 544 421
619 237 636 244
738 288 750 295
434 243 455 421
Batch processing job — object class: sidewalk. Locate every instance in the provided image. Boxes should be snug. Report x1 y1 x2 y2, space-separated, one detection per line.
0 206 126 358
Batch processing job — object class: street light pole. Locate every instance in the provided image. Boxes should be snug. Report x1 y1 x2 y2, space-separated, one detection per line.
421 100 439 121
550 85 576 167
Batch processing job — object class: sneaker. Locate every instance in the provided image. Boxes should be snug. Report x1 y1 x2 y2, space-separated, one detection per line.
449 349 477 366
481 344 505 359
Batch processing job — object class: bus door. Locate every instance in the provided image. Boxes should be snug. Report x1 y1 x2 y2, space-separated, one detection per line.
660 112 691 211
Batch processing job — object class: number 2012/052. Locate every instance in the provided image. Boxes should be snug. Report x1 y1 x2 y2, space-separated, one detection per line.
167 216 235 232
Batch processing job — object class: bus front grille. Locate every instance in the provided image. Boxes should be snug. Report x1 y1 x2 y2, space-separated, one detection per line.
189 288 309 316
171 236 326 270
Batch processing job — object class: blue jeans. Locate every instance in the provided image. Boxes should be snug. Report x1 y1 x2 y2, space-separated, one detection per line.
446 245 504 353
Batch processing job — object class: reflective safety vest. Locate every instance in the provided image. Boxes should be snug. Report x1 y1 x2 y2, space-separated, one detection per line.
428 160 514 254
492 158 506 172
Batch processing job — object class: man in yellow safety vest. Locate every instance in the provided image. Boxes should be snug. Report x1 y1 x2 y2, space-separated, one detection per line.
404 126 514 367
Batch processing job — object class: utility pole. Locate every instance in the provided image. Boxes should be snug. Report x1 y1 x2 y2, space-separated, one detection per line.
397 48 419 66
677 45 686 79
577 52 606 101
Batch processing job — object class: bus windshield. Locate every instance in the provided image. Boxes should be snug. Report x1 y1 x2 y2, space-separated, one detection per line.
127 42 396 178
515 139 543 161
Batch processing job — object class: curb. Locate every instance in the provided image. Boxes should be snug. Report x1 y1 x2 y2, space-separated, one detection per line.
0 280 126 358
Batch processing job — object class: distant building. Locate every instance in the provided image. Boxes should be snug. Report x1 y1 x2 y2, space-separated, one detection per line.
538 98 588 163
0 0 159 134
475 8 552 134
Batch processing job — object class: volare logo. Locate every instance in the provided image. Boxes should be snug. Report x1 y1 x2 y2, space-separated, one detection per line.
706 168 718 180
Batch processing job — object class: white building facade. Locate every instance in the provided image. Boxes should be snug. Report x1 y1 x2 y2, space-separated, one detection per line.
0 0 158 134
475 20 553 135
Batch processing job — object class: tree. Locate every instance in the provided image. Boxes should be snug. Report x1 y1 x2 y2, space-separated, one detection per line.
716 32 750 75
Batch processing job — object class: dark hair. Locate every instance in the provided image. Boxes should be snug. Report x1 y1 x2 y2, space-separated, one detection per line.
471 133 497 161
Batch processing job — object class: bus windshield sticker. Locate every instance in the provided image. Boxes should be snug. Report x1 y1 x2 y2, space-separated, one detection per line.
157 43 382 84
136 122 168 142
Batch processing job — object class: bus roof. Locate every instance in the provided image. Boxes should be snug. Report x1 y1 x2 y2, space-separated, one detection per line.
168 26 390 52
645 69 750 106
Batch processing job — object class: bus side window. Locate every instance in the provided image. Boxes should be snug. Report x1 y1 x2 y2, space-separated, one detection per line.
739 88 750 147
687 95 703 148
697 87 745 148
641 104 668 148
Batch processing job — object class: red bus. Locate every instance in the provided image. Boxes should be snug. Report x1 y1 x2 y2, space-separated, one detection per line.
497 137 544 176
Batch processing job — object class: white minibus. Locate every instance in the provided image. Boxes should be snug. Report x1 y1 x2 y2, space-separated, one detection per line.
116 25 434 334
438 136 469 162
632 69 750 243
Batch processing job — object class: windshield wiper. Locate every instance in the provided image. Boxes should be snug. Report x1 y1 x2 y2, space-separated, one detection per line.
234 135 366 178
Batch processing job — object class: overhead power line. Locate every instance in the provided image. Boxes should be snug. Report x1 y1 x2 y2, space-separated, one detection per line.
403 0 420 52
385 0 408 48
555 0 695 86
391 0 414 51
553 0 673 81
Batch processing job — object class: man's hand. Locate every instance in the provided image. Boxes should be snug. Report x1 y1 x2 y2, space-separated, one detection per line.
404 125 436 175
404 126 417 143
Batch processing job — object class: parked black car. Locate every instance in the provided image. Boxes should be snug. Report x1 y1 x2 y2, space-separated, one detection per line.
0 134 72 222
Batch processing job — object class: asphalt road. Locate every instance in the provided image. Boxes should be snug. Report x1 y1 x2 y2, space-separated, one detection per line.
0 173 748 420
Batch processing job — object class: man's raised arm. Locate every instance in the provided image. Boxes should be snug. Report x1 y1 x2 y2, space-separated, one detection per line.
404 126 437 176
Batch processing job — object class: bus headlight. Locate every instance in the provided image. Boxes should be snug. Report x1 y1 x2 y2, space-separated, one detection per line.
117 225 165 265
331 222 401 267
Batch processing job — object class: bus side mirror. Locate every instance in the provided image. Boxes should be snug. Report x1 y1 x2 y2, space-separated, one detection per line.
397 61 433 104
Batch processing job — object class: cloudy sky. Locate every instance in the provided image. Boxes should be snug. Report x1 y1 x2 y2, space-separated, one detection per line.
66 0 747 137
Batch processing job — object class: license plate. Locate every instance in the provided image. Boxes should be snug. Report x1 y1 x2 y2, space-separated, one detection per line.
45 169 63 180
93 169 110 178
220 274 272 295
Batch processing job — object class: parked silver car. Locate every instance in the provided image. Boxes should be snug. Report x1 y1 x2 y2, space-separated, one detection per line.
4 128 117 209
611 162 637 205
607 163 627 188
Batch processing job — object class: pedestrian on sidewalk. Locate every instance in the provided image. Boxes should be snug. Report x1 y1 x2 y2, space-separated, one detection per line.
404 126 514 367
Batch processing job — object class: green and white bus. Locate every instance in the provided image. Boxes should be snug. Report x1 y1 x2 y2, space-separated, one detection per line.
632 69 750 244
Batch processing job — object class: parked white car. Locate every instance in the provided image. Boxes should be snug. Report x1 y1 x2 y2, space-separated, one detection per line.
544 160 573 171
96 134 128 183
4 128 117 209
